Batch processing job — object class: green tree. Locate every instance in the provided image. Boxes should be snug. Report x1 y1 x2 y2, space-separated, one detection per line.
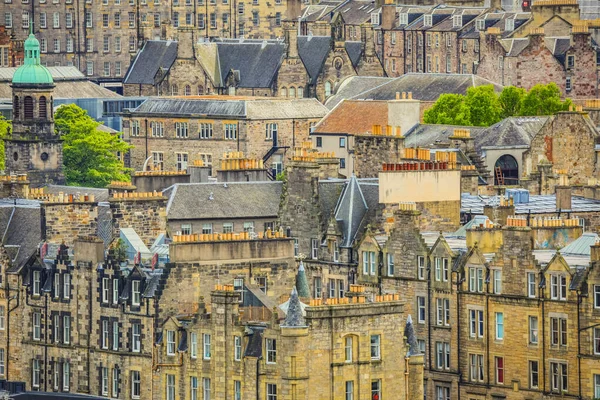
55 104 132 188
0 116 11 170
519 83 572 116
465 85 501 127
423 94 471 125
498 86 525 118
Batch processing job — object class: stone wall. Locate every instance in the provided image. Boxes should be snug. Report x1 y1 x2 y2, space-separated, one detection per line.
523 112 598 186
110 196 167 246
43 202 99 245
353 134 405 178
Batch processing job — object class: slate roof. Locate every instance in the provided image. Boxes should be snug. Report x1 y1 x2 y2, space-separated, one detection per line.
404 315 420 356
281 287 307 327
325 73 503 109
123 40 178 85
313 99 388 135
504 38 530 56
570 267 589 291
474 116 548 152
298 36 332 84
246 99 328 120
215 40 285 88
345 41 363 68
164 182 283 220
244 325 265 357
132 98 246 117
335 176 368 247
332 0 379 25
450 215 490 239
403 124 487 148
0 200 42 273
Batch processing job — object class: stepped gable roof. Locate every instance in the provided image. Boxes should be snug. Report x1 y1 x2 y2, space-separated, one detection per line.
123 40 178 85
164 182 282 221
298 35 332 84
216 39 285 88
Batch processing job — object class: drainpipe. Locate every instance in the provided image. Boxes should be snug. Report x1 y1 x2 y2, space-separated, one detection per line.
454 270 461 400
427 255 432 371
577 290 582 400
542 273 547 393
6 278 20 381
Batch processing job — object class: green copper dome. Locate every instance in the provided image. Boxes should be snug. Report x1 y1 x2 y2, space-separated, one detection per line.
12 33 53 85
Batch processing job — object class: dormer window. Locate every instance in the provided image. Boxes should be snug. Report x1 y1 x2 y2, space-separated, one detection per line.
452 15 462 28
132 280 141 306
371 11 380 26
505 18 514 32
424 14 432 27
399 13 408 25
476 19 485 32
166 330 176 355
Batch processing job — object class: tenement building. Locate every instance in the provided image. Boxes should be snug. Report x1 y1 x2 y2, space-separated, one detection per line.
1 0 301 87
122 96 328 175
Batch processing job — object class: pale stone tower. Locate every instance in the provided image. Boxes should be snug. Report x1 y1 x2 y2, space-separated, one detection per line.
6 29 64 187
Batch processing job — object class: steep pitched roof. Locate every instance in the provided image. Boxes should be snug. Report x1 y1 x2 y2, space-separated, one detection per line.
313 99 388 135
334 176 369 247
1 201 42 273
281 287 307 327
216 40 285 88
345 41 363 68
195 42 221 86
123 40 178 85
331 0 379 25
164 182 283 220
298 36 332 84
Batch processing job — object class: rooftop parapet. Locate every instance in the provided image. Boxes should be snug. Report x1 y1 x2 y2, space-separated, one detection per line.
109 191 165 200
219 151 265 171
32 188 97 203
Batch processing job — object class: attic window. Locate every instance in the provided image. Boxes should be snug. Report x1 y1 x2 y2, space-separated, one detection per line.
371 11 380 26
452 15 462 28
476 19 485 31
399 13 408 25
505 18 514 32
424 15 432 27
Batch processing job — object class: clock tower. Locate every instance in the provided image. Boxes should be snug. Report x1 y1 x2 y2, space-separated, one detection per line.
5 30 64 187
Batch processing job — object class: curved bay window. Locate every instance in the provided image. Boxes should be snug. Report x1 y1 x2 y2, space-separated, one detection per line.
494 154 519 185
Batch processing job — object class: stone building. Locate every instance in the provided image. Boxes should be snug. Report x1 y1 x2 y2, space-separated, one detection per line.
5 32 65 187
122 96 328 175
0 0 300 89
0 25 23 68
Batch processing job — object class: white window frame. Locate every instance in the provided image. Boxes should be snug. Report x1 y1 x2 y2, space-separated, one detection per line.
166 330 176 356
191 332 198 359
266 338 276 364
203 333 211 359
370 334 381 360
234 336 242 361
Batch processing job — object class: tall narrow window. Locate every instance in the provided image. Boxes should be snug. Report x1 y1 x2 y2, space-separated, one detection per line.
496 313 504 340
204 334 212 359
39 96 47 119
345 336 353 362
495 357 504 384
166 330 176 355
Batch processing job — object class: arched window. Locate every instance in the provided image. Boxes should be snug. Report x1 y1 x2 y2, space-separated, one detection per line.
171 84 178 96
24 96 34 120
289 87 296 98
298 86 304 98
39 96 47 119
13 96 19 119
184 85 191 96
324 81 332 97
280 87 287 97
197 85 204 95
494 154 519 185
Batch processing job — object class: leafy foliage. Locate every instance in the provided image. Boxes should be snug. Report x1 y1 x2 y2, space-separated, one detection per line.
55 104 132 188
0 116 11 170
423 94 471 125
424 83 572 127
